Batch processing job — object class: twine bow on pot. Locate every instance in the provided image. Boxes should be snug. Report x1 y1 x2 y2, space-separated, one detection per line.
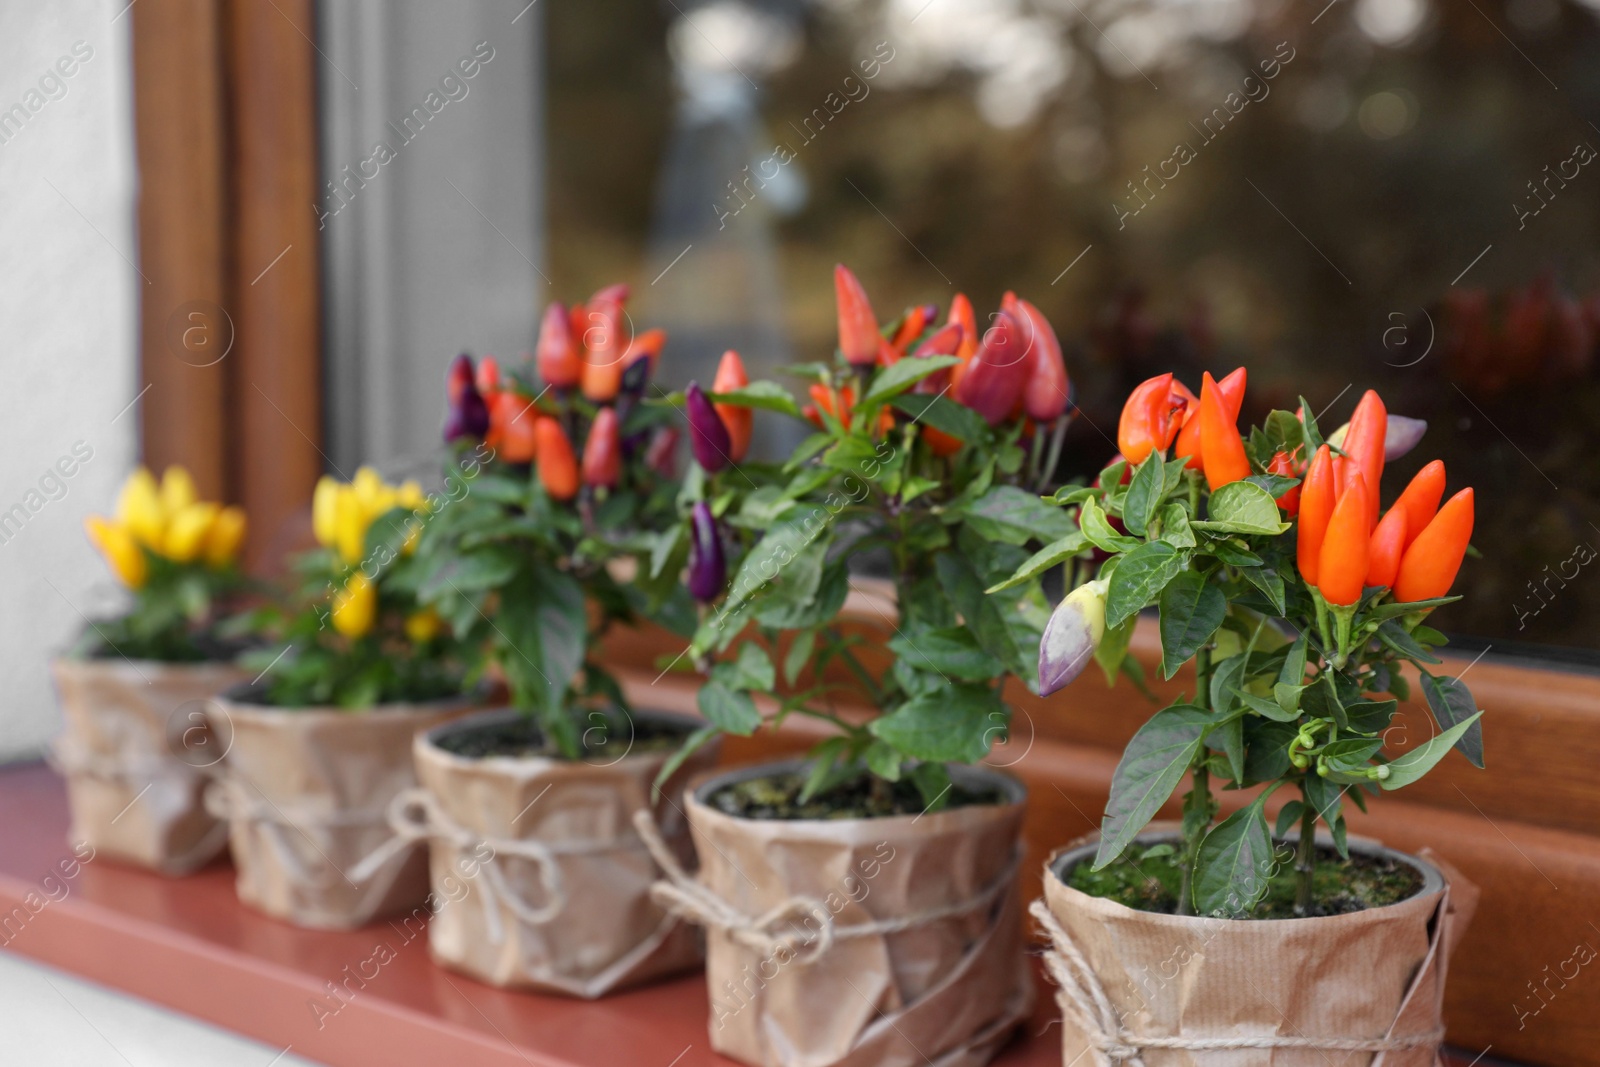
1029 898 1448 1066
635 810 1023 967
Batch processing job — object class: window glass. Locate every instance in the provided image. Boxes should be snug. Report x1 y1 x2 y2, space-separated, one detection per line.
548 0 1600 655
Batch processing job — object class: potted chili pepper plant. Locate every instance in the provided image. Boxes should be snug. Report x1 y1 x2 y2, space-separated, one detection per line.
53 465 248 874
400 285 720 997
647 266 1073 1067
1020 372 1482 1064
209 466 478 929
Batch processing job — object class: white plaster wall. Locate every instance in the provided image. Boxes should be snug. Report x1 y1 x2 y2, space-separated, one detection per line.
0 1 139 762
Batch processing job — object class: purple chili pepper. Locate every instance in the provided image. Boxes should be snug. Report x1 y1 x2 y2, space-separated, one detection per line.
442 353 489 442
687 501 725 602
685 381 731 473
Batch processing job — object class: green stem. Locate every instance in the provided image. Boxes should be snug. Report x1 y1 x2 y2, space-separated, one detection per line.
1295 781 1318 917
1177 646 1216 918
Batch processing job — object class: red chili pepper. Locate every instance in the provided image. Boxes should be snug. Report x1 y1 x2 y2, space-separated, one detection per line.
1341 389 1387 528
1174 367 1242 469
712 350 752 462
1116 373 1179 465
1391 460 1446 550
808 383 850 430
535 418 579 500
622 328 666 374
1365 506 1407 588
1198 371 1251 489
476 355 501 396
582 407 621 488
1394 487 1474 602
953 309 1029 426
1297 444 1336 585
876 336 901 368
1268 450 1302 515
834 264 880 367
1017 298 1070 422
947 293 979 392
1317 470 1370 606
587 282 629 308
537 303 581 389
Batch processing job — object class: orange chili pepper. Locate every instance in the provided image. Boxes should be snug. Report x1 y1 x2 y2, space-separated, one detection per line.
1116 373 1179 465
1297 444 1336 585
582 407 621 488
1341 389 1387 528
1268 450 1302 515
580 300 625 402
712 350 752 462
890 305 928 354
1394 487 1473 602
1198 371 1250 489
622 328 666 373
1391 460 1445 550
834 264 880 367
1174 367 1242 469
1317 470 1370 606
1365 506 1407 588
535 418 579 500
476 355 501 396
490 392 539 463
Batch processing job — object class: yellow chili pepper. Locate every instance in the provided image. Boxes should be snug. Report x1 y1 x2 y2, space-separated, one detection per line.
84 516 148 589
331 572 377 638
163 502 220 562
115 467 165 548
205 506 248 567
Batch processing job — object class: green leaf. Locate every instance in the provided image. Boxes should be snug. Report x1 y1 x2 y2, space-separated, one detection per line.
1079 496 1142 554
721 642 776 692
417 547 520 601
986 531 1086 594
783 630 816 686
965 486 1078 546
1095 615 1137 686
1364 595 1462 623
1194 481 1291 536
1245 473 1299 499
863 355 960 406
698 680 761 735
935 552 1018 667
1300 672 1346 729
1273 682 1306 715
1158 571 1226 680
1215 716 1246 781
1244 719 1298 783
1122 453 1166 537
1275 799 1306 839
1377 621 1442 665
868 685 1001 763
1158 503 1196 548
1380 711 1484 789
864 739 902 781
1232 688 1302 723
710 380 801 416
1206 540 1263 567
1321 737 1385 772
1343 698 1398 734
1239 567 1287 615
1106 541 1185 630
653 725 721 795
891 392 989 444
1193 797 1274 916
1420 673 1485 768
1297 394 1325 449
1277 636 1308 688
1093 704 1210 870
887 627 1006 682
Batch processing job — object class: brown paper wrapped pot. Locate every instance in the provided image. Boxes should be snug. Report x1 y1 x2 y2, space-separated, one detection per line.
204 688 475 929
50 657 246 875
1038 832 1479 1067
669 759 1032 1067
409 706 722 997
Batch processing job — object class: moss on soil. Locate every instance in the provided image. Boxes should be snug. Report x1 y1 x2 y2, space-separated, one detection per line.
433 713 687 760
1066 840 1424 919
707 770 1003 820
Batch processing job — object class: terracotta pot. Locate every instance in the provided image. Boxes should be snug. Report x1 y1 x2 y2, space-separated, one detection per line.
204 688 475 929
408 706 721 997
50 657 245 875
1037 832 1478 1067
667 759 1031 1067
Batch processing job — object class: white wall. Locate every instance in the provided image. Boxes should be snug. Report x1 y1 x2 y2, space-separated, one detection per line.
0 0 139 762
